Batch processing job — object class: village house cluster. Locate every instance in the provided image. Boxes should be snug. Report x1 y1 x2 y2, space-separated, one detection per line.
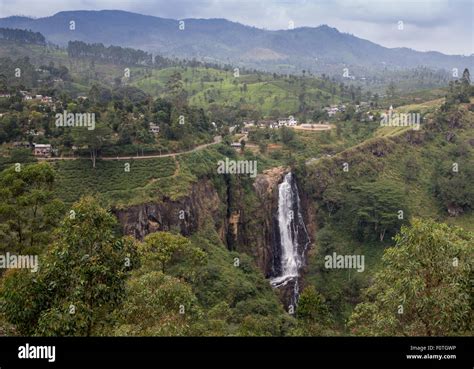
242 116 298 131
323 104 346 117
3 91 58 157
323 101 375 121
20 91 53 104
0 91 54 104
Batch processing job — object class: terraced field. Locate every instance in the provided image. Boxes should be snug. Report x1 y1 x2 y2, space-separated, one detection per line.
52 156 177 206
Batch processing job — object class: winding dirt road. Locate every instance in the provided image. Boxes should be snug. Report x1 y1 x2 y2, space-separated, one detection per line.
38 136 222 162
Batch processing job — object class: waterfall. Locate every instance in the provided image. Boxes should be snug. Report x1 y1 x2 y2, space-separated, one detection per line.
270 172 310 306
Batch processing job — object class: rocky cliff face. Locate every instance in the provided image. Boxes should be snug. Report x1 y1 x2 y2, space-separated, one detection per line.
248 166 287 276
113 179 224 240
113 168 290 270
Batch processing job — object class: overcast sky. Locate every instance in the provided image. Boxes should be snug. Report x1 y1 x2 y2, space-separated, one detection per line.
0 0 472 55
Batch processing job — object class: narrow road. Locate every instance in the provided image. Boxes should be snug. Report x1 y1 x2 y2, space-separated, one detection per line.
38 136 222 162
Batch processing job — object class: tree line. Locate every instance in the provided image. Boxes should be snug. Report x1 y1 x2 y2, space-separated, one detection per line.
0 28 46 45
67 41 153 66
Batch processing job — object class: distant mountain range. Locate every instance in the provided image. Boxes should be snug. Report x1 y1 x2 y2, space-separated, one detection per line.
1 10 472 76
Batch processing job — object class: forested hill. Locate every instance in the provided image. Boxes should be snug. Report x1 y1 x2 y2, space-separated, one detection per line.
0 28 45 45
0 10 472 76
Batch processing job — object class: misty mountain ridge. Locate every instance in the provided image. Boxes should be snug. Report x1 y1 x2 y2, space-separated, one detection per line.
0 10 472 76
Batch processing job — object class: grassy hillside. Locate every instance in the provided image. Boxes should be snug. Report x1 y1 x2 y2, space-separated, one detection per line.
47 96 462 209
133 66 337 116
0 40 340 118
299 100 474 327
52 156 176 206
1 39 450 121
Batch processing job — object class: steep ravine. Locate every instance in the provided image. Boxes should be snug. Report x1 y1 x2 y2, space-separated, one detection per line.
113 167 315 308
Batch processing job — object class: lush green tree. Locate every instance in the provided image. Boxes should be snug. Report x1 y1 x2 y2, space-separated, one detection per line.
203 301 233 336
113 271 202 336
342 105 355 121
0 163 64 256
348 218 472 336
237 315 278 336
279 126 295 145
0 56 38 89
140 232 205 274
321 185 345 216
460 68 472 102
72 122 112 168
444 68 473 107
0 197 136 336
117 119 135 145
88 84 112 106
345 180 409 241
166 71 188 110
433 157 474 215
295 286 333 335
0 114 21 143
297 286 331 323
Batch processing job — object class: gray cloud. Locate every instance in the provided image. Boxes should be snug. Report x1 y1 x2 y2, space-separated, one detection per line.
0 0 472 55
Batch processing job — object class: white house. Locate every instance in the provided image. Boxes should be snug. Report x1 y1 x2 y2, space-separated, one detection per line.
33 143 52 157
324 106 339 117
257 120 277 128
149 123 160 135
20 91 32 100
278 117 298 126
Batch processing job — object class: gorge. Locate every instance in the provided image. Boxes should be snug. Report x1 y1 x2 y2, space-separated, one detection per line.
113 168 313 309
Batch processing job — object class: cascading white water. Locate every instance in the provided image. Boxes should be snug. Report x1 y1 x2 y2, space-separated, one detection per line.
270 173 309 303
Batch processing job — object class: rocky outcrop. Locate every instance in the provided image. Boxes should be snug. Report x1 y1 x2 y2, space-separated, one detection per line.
113 179 224 240
253 167 288 196
250 166 287 276
447 203 464 217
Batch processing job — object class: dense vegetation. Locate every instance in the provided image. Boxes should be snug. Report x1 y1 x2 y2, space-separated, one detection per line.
297 78 473 331
0 28 45 45
68 41 153 66
0 33 472 337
